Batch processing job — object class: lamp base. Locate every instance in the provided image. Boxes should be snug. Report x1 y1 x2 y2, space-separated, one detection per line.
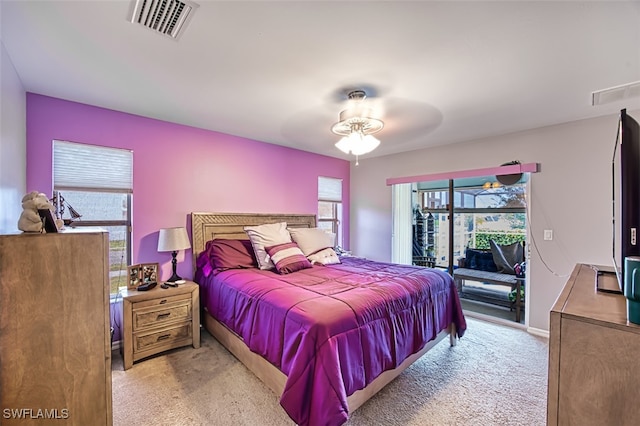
166 250 182 283
166 273 183 283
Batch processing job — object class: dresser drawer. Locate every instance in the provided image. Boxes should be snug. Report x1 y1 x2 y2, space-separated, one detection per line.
134 323 192 352
133 300 192 331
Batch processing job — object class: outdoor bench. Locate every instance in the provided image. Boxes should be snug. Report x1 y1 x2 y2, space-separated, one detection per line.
454 247 524 322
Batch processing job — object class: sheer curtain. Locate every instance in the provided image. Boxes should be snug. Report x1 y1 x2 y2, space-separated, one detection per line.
391 183 412 264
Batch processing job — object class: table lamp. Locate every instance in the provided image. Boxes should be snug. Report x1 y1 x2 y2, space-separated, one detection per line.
157 227 191 282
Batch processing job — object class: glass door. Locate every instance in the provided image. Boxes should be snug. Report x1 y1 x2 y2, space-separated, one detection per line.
413 178 526 269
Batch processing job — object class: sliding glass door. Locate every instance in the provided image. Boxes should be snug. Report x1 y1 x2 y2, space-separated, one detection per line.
391 163 535 323
411 177 527 271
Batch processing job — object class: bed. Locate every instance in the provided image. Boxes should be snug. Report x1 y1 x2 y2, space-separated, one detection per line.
191 212 467 426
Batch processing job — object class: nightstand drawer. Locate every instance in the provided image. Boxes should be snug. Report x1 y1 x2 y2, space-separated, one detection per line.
133 301 192 330
134 323 192 352
132 293 191 310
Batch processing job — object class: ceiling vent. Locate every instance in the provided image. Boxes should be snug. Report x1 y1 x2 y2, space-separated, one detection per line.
592 81 640 106
129 0 199 40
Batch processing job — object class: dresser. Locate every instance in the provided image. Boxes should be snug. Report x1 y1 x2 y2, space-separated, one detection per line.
548 263 640 426
120 281 200 369
0 230 112 425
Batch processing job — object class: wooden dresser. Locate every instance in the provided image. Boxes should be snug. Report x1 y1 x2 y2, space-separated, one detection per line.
548 263 640 426
0 230 112 425
120 281 200 370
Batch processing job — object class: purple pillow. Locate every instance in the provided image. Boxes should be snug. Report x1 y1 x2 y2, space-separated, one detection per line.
206 239 258 271
265 242 312 274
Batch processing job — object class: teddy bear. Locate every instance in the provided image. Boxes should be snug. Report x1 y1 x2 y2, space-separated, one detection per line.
17 191 58 233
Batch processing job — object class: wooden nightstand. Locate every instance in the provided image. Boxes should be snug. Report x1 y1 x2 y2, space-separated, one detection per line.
120 281 200 370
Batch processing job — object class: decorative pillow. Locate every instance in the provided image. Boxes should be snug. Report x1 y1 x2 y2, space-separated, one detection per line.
244 222 292 270
265 242 312 274
489 240 524 275
288 227 336 256
465 248 498 272
196 246 215 278
196 239 258 277
210 239 257 270
307 247 341 265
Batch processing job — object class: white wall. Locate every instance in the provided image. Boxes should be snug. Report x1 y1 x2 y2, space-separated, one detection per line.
0 41 27 233
350 109 640 332
0 41 26 233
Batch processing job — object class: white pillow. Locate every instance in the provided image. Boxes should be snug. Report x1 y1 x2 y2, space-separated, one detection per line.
307 248 341 265
288 227 335 256
244 222 292 270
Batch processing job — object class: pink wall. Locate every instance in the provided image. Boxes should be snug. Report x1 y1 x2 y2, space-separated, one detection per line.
26 93 350 281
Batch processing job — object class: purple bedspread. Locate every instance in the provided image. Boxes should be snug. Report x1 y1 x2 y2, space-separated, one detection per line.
196 257 466 426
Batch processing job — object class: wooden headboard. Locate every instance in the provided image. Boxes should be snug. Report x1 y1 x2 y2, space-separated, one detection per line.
190 212 316 268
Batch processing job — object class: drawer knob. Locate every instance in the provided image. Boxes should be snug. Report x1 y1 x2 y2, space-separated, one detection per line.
159 299 168 304
156 334 171 341
157 313 171 320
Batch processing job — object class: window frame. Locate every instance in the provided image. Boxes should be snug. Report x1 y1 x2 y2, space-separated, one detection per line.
52 140 133 297
318 201 340 233
318 176 343 248
60 191 133 297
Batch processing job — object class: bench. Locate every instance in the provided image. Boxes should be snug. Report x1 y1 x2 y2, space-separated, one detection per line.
453 244 525 322
453 267 524 323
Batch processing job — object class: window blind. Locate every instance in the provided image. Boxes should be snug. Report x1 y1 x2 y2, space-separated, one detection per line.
318 176 342 202
53 140 133 192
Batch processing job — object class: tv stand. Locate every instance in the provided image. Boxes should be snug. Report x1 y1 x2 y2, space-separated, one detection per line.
548 263 640 425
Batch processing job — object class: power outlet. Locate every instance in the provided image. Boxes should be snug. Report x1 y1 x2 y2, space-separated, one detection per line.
544 229 553 241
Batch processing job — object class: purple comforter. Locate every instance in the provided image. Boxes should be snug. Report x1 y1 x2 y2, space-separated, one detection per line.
196 257 466 426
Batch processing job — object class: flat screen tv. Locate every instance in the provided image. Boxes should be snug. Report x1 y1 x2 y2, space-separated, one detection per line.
612 108 640 290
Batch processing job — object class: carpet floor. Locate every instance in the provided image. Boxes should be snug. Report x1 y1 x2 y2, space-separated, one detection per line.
112 318 548 425
460 298 525 325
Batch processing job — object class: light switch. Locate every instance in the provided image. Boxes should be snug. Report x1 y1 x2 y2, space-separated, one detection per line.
544 229 553 241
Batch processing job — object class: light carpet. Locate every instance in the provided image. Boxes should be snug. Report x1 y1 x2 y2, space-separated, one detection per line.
111 318 548 425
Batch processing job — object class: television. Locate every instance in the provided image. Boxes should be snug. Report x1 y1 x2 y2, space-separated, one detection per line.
612 108 640 290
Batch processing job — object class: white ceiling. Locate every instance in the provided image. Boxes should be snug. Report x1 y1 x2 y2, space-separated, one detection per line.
2 0 639 161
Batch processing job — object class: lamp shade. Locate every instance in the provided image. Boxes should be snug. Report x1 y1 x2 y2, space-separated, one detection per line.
335 133 380 156
157 227 191 252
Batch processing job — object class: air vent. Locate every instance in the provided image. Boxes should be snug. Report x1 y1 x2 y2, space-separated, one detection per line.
129 0 199 40
592 81 640 106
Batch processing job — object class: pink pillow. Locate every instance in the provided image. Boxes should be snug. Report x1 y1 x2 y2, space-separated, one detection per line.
265 242 312 274
208 239 257 270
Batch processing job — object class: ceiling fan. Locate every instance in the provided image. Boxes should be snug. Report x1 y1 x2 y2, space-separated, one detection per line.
330 90 384 164
281 83 443 159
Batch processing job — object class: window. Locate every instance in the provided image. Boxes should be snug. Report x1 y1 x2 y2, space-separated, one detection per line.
318 176 343 247
415 181 526 268
53 140 133 295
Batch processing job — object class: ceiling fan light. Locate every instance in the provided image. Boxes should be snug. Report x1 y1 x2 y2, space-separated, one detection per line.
331 89 384 160
354 134 380 155
335 136 352 154
335 132 380 156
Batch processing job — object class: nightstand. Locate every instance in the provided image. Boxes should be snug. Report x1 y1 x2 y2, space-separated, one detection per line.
120 281 200 370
